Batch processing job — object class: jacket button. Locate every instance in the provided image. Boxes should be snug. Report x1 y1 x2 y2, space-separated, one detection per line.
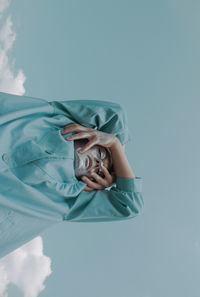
45 150 54 155
2 153 9 163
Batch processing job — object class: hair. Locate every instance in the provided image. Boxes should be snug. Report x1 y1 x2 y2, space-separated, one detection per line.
108 163 114 175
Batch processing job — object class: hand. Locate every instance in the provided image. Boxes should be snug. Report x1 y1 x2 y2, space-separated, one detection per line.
81 163 116 191
61 123 118 153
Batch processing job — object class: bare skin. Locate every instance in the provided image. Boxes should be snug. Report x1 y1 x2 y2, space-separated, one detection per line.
61 123 135 191
109 139 135 178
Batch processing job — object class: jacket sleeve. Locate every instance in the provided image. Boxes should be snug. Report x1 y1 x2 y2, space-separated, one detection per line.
63 176 144 222
48 99 132 145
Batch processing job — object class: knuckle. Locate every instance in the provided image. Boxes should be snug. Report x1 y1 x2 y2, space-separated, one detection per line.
87 179 93 186
78 131 84 136
92 173 99 179
100 180 107 187
87 188 93 192
92 135 98 141
73 123 80 128
102 165 108 171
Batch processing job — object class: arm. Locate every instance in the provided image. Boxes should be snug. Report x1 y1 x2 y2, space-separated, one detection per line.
110 138 135 178
64 175 144 222
48 99 132 145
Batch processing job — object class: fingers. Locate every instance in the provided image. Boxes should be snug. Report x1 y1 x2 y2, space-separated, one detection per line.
99 164 113 183
65 133 98 153
83 185 94 192
89 163 115 187
81 176 105 190
61 123 98 153
61 123 93 135
82 163 116 190
65 131 92 141
83 177 99 191
79 138 98 153
81 166 116 191
94 164 115 185
90 172 110 188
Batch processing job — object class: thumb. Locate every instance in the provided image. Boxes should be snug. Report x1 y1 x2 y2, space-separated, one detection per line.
80 139 97 153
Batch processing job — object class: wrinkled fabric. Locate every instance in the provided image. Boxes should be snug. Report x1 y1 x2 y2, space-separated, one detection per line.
0 91 144 258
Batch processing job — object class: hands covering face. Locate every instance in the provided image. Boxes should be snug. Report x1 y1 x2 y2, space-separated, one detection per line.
81 163 116 192
61 123 116 191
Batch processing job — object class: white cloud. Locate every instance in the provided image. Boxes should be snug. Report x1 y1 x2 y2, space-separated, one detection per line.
0 0 26 95
0 0 10 14
0 237 52 297
0 265 9 297
0 3 52 297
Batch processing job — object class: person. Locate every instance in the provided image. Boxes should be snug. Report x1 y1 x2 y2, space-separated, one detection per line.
0 91 144 259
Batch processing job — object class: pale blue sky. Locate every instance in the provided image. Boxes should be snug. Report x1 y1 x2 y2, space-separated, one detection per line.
0 0 200 296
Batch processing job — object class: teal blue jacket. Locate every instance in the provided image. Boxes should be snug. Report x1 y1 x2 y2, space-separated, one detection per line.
0 91 144 259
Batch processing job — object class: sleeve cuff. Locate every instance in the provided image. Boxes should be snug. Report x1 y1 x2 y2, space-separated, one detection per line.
115 176 143 193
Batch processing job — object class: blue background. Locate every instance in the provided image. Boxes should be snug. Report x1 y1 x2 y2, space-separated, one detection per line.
4 0 200 296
